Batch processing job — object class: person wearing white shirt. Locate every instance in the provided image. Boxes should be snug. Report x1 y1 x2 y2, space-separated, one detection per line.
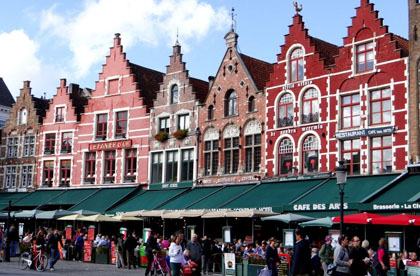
98 236 107 247
169 236 183 276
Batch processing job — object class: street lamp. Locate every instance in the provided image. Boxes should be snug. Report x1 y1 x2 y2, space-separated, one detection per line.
195 127 201 186
335 161 347 236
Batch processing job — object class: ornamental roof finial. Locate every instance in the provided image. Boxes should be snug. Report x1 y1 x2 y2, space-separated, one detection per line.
293 1 303 13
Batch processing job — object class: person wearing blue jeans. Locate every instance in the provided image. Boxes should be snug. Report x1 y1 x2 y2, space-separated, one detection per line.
47 230 63 271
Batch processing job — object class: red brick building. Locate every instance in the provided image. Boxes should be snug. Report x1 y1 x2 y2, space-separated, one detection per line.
36 79 90 187
149 42 208 187
265 0 409 177
1 81 49 191
197 28 272 185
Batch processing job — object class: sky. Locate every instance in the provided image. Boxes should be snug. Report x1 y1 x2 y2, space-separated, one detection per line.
0 0 409 99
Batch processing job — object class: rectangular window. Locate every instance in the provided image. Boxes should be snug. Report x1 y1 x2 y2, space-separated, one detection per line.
44 134 56 154
159 117 170 133
60 160 71 186
124 149 137 182
356 42 374 72
181 149 194 181
224 137 239 174
245 134 261 173
43 161 54 187
103 150 116 183
6 137 18 158
371 136 392 174
177 114 190 130
115 111 128 138
341 94 360 129
96 114 108 140
20 165 33 187
342 139 360 175
23 136 35 157
4 166 17 188
84 152 96 184
56 107 65 122
204 140 219 176
166 151 178 183
370 88 391 125
61 132 72 153
151 152 163 183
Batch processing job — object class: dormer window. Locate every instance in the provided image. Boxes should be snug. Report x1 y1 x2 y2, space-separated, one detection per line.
55 107 64 122
356 42 374 73
290 48 304 82
170 84 179 104
225 90 238 117
19 108 27 125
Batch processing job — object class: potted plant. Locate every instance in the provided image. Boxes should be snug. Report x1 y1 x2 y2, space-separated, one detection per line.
95 246 109 264
154 131 169 142
172 129 188 140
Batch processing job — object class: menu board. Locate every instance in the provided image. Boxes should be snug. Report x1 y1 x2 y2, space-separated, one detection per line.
278 253 290 276
110 241 116 264
83 241 92 262
224 253 236 276
407 261 420 276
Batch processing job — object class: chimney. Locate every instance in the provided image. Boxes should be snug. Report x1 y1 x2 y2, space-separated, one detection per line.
208 76 215 90
23 80 30 88
224 29 238 48
114 33 121 47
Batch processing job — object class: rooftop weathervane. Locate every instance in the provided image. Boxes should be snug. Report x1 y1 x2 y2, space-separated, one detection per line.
293 1 303 13
230 7 237 30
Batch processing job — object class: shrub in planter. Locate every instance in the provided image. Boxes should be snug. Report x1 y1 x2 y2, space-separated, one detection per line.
154 131 169 142
95 246 109 264
172 129 188 140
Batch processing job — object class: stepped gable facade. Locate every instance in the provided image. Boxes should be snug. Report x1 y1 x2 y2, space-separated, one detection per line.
265 0 409 178
197 28 273 185
73 34 163 187
149 42 208 187
0 81 49 191
36 79 90 187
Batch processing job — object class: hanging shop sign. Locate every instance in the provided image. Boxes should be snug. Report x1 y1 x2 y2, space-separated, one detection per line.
335 126 394 140
88 139 132 151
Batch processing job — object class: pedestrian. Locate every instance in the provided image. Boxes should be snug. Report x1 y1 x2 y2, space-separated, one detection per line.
186 234 202 276
169 235 183 276
333 234 352 276
201 235 211 275
0 226 3 260
48 229 64 271
349 236 369 276
265 238 280 276
291 228 311 276
116 233 126 269
35 228 46 252
145 231 159 276
8 224 19 257
74 230 84 261
311 248 322 276
124 232 137 269
319 235 334 276
374 238 390 276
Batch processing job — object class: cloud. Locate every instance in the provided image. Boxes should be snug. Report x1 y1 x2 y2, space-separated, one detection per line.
40 0 230 78
0 30 65 98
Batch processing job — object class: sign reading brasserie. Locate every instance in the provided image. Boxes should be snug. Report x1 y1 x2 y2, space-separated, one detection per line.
88 139 132 151
335 126 394 140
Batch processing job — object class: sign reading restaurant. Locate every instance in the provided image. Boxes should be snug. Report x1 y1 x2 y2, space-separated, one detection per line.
335 126 394 140
88 139 132 151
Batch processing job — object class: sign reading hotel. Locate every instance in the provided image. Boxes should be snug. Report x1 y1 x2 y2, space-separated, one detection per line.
89 139 132 151
335 126 394 140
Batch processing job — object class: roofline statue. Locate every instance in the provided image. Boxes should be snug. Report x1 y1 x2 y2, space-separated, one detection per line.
293 1 303 13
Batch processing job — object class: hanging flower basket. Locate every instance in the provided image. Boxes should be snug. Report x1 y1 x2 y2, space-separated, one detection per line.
154 131 169 142
172 129 188 140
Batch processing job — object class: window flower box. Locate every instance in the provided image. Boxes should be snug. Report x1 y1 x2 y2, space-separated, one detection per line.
154 131 169 142
172 129 188 140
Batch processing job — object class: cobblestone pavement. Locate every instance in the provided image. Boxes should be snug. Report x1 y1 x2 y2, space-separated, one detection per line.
0 258 223 276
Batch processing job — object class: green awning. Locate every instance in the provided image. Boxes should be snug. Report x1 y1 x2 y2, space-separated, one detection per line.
293 210 357 218
108 188 189 213
187 184 255 210
223 180 325 210
13 190 65 208
43 189 98 206
294 175 398 205
157 186 222 210
0 192 29 210
367 174 420 204
70 187 138 213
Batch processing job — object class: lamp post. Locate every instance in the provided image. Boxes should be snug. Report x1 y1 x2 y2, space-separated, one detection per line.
195 127 201 186
335 161 347 236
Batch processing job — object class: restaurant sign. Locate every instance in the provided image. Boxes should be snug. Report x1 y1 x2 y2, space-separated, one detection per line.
88 139 132 151
335 126 394 140
367 203 420 211
292 202 349 211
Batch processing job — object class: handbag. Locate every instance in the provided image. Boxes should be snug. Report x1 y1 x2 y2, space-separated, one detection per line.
257 268 272 276
326 263 337 275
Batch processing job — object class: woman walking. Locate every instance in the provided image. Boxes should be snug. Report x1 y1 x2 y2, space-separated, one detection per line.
319 236 334 276
169 235 183 276
333 235 352 276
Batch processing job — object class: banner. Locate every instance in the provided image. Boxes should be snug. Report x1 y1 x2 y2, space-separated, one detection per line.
83 241 92 262
224 253 235 276
111 241 116 264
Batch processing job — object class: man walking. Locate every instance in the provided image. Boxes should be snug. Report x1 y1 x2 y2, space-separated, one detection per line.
48 229 64 271
291 228 311 276
201 235 211 275
349 236 369 276
186 234 202 276
124 232 137 269
265 238 280 276
145 231 159 276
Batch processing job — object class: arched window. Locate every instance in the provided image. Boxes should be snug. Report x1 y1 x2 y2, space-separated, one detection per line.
278 93 294 127
225 90 237 117
290 48 304 82
302 135 319 173
302 88 319 124
248 96 255 113
223 124 240 174
208 105 214 120
19 108 27 125
170 84 179 104
278 138 293 175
